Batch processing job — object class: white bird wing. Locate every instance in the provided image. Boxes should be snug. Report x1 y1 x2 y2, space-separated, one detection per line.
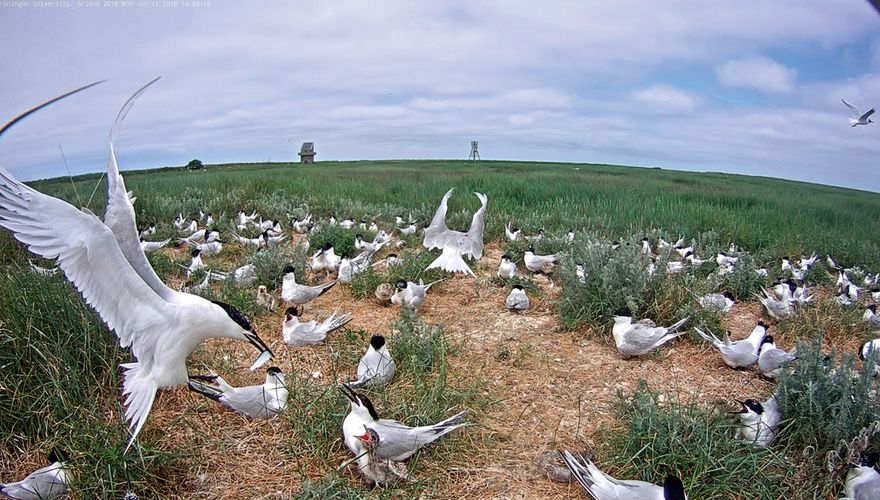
0 168 172 448
223 385 273 418
104 77 176 303
842 98 862 118
465 192 487 259
423 188 453 249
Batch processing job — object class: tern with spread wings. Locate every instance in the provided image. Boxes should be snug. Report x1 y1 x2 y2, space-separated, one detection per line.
0 81 274 451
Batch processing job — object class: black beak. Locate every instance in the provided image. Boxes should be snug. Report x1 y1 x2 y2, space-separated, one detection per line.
339 383 357 403
245 328 274 358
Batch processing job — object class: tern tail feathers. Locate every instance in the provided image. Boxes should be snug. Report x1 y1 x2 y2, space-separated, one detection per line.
121 363 158 452
695 327 722 348
315 280 338 297
187 379 224 402
666 316 689 334
321 310 353 334
426 247 475 276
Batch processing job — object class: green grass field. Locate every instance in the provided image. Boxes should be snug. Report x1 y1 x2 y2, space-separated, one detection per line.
32 160 880 268
2 159 880 499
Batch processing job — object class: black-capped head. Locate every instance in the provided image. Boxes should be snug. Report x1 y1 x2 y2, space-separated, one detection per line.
370 335 386 349
859 452 880 468
663 475 686 500
395 279 407 291
360 219 366 223
355 233 363 240
723 291 735 300
614 306 632 317
266 366 282 376
860 340 877 361
48 447 69 464
191 248 201 257
526 245 535 252
211 300 253 332
282 265 296 276
322 242 333 251
387 253 398 259
285 306 301 319
340 385 380 420
512 284 524 291
737 399 764 414
869 304 877 313
760 335 774 347
782 256 790 261
501 254 511 261
684 251 694 258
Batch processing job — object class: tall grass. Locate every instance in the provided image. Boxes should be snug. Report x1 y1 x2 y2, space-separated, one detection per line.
0 263 176 497
32 160 880 268
599 380 790 499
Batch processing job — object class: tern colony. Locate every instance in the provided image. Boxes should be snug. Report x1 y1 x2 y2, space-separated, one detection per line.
2 83 880 497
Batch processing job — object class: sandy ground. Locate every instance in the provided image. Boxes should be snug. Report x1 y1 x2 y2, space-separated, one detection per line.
2 240 868 499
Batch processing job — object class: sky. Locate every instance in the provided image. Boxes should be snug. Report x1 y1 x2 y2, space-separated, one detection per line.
1 1 879 191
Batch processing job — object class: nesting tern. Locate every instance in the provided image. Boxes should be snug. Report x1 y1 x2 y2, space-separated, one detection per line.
505 285 530 311
497 254 517 279
0 449 69 500
280 265 337 305
734 395 780 447
348 335 396 388
560 451 687 500
695 322 767 369
188 367 288 419
524 246 556 273
757 335 797 379
390 278 446 309
612 312 689 357
281 305 352 346
340 385 469 461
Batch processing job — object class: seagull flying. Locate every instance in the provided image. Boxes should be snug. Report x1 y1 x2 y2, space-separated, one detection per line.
0 81 274 450
842 98 875 127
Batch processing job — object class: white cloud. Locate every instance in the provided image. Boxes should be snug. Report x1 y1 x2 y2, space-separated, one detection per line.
716 55 797 93
1 1 879 190
632 85 702 113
